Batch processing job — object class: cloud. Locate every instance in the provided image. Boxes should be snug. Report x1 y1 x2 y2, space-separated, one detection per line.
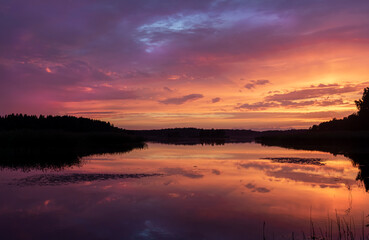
238 82 364 111
239 161 351 188
245 183 256 189
238 102 279 110
267 169 350 187
316 99 345 106
159 94 203 105
244 80 270 89
238 99 346 111
212 97 221 103
212 169 221 175
13 173 162 186
163 87 173 92
245 183 271 193
265 83 365 102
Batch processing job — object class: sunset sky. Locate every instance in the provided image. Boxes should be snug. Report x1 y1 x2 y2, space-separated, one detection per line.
1 0 369 130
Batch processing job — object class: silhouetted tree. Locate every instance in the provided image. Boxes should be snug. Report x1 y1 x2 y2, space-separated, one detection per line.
355 87 369 117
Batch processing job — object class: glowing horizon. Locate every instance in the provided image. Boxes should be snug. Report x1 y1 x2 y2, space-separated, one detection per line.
1 0 369 130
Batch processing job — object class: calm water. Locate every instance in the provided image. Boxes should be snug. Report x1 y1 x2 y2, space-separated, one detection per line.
1 142 369 240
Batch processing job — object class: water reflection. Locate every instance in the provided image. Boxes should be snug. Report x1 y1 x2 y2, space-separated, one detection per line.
239 158 353 189
0 143 369 239
13 173 163 186
257 138 369 191
0 143 145 171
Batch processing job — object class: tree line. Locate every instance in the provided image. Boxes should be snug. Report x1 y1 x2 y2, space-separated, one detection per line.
0 114 123 132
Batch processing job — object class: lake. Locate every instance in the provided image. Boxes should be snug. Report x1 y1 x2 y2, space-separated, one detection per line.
1 142 368 240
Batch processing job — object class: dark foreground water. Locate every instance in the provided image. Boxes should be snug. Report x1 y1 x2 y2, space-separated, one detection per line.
1 143 369 240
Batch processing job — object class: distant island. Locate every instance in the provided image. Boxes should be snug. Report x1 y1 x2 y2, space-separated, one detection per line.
132 128 259 145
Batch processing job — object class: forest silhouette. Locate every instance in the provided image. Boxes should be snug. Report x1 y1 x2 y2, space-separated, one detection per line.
0 115 145 170
0 114 122 132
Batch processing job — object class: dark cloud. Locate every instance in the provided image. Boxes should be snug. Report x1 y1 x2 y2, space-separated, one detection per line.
159 94 203 105
244 80 270 89
212 97 221 103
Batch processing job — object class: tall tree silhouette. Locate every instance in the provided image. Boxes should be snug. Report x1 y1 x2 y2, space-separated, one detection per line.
355 87 369 117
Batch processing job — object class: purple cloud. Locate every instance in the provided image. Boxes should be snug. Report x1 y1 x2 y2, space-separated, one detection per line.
238 99 346 111
245 183 271 193
244 80 270 89
238 102 279 110
265 84 364 102
163 87 173 92
159 94 203 105
238 83 364 111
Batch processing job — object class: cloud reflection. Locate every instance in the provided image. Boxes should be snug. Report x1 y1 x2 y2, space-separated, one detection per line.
161 167 204 179
245 183 271 193
13 173 162 186
239 158 352 189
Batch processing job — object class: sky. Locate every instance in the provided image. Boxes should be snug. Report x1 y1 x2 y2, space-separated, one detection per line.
1 0 369 130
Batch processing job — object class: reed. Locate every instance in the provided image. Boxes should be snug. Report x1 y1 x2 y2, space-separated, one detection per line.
263 212 366 240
